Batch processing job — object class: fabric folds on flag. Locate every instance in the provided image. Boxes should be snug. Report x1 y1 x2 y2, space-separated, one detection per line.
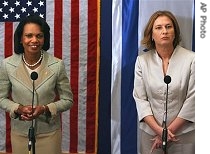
0 0 195 153
99 0 194 153
0 0 99 153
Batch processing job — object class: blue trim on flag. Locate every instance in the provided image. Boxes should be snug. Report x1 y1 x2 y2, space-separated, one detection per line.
98 0 112 154
121 0 139 154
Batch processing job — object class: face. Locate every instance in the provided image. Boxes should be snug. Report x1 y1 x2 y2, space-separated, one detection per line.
152 16 175 47
21 23 44 54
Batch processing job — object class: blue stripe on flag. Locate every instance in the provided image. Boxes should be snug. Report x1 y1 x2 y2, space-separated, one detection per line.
98 0 112 154
121 0 138 154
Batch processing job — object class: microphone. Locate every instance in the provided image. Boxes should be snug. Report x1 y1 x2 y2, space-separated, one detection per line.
30 71 38 80
30 71 38 110
164 75 171 84
162 75 171 153
28 71 38 153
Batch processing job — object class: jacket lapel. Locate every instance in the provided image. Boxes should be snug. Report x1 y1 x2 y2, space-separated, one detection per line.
9 54 33 91
34 52 54 89
9 52 55 91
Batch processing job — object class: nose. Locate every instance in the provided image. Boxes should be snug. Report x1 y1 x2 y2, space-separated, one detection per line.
31 36 39 42
161 27 168 34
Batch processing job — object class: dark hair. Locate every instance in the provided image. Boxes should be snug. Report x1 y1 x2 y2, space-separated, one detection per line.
14 15 50 54
141 10 181 50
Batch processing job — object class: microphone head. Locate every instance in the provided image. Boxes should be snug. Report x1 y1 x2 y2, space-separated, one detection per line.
164 75 171 84
30 72 38 80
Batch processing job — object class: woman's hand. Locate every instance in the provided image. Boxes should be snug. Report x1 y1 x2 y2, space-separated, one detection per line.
16 105 33 121
167 129 179 142
150 135 162 153
32 105 45 118
150 129 179 153
15 105 45 121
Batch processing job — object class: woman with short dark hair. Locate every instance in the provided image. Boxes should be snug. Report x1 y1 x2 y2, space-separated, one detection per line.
0 15 73 154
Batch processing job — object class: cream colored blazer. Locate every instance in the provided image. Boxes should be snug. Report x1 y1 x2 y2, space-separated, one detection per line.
0 51 73 135
133 45 195 136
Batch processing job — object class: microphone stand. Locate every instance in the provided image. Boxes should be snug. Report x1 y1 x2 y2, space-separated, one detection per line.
162 75 171 154
162 85 168 154
28 72 37 154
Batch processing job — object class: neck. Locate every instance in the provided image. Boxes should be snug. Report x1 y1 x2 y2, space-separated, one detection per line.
156 46 174 60
22 50 43 67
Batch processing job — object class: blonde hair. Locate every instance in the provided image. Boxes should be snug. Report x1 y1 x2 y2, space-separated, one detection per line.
141 10 181 50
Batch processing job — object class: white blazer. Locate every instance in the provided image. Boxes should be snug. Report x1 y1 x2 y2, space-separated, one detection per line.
133 45 195 136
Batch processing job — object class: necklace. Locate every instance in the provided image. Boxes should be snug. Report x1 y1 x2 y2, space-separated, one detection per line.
22 51 43 67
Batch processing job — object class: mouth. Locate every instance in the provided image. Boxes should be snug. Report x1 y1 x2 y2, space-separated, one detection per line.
29 45 40 50
162 37 169 40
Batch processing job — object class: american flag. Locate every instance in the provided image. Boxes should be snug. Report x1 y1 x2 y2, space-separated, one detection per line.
0 0 98 153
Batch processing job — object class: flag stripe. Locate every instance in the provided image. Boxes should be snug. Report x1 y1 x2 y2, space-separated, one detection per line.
98 0 112 154
70 0 79 152
95 0 100 151
54 0 63 59
0 25 4 61
78 0 88 152
4 23 13 57
111 0 122 153
6 113 11 152
3 22 19 153
86 0 98 152
61 0 71 152
121 1 138 153
46 0 55 55
4 23 13 152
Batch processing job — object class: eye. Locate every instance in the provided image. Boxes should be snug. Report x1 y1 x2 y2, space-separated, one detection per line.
24 33 44 39
36 34 44 39
165 25 173 29
155 26 162 30
24 34 33 38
